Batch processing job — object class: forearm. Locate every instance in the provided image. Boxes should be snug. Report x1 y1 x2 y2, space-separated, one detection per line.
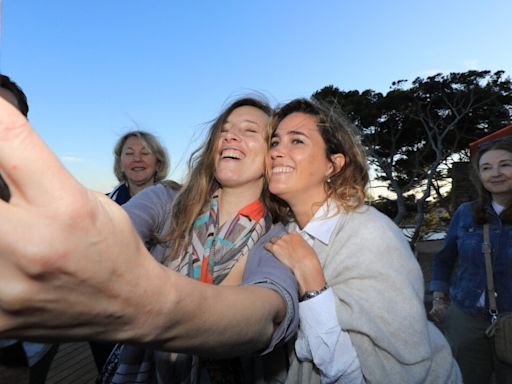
1 242 285 358
135 266 286 357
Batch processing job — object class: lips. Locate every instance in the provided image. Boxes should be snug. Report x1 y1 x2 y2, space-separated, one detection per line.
220 147 245 160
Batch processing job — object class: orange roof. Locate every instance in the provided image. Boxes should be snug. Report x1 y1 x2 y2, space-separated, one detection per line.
469 124 512 157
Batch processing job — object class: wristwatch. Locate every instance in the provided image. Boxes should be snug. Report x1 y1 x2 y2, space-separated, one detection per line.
299 284 328 302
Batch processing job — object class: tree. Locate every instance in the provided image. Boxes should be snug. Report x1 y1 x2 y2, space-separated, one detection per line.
313 70 512 243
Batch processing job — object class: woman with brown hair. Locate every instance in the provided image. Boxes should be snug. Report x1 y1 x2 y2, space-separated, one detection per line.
265 98 461 383
430 135 512 384
100 96 298 383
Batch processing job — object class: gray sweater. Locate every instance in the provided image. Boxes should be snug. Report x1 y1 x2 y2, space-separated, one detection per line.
285 205 461 384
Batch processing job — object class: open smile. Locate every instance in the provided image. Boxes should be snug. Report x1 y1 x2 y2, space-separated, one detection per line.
220 148 245 160
271 166 294 174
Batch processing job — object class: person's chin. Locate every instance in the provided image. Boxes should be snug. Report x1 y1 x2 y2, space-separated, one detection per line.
269 182 291 197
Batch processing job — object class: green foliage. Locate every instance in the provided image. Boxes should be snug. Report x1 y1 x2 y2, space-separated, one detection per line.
313 70 512 239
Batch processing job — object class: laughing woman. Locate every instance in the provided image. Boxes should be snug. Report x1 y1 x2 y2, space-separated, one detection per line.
265 98 461 383
100 97 298 384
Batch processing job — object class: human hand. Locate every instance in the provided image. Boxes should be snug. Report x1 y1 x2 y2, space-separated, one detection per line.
429 299 449 324
0 98 163 342
264 231 325 296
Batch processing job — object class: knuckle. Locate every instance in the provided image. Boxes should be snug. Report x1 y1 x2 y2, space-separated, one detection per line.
0 279 37 313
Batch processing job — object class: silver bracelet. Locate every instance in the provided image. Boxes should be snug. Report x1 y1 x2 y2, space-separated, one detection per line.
300 284 328 302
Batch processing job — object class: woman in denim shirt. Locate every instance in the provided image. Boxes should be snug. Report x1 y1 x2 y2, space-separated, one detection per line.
430 137 512 384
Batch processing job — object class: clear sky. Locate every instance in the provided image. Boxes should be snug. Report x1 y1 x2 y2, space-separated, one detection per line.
1 0 511 192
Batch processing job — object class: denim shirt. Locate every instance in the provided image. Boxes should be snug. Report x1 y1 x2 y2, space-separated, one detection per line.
430 202 512 315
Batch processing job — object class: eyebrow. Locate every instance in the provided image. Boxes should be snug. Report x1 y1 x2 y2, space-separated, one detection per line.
224 118 262 126
272 129 309 138
123 146 149 151
480 158 512 165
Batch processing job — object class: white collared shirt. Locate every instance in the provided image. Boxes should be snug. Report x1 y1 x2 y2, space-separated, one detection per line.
288 199 340 247
287 200 364 384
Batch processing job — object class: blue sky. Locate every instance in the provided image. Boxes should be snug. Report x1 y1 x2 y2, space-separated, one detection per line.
1 0 511 192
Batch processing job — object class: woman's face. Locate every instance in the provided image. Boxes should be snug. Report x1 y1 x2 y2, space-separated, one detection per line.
120 136 159 187
479 148 512 201
214 106 269 191
269 112 335 207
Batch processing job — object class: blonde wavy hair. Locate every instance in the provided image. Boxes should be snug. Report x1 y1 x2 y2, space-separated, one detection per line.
269 98 369 219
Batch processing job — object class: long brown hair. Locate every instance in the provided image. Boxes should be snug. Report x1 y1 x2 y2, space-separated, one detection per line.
470 137 512 224
163 96 284 261
269 98 369 220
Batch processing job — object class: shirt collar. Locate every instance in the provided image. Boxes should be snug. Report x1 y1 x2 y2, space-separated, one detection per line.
492 200 505 215
290 199 340 245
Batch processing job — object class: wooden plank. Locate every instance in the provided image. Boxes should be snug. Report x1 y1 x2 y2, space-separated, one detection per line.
46 343 97 384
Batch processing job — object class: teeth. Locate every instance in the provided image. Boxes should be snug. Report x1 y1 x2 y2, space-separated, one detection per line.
272 166 293 173
221 149 243 159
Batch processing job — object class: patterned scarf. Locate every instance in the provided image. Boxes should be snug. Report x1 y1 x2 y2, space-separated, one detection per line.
173 189 271 285
100 190 272 384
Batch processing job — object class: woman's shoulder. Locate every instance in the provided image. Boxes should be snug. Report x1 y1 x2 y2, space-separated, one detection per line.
258 222 286 242
454 201 474 213
246 223 286 261
135 183 177 202
124 184 177 216
331 204 409 247
347 204 398 230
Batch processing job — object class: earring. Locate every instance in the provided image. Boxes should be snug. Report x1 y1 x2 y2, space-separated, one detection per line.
326 176 331 183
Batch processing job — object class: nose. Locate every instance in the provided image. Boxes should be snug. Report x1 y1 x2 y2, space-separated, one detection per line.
222 129 241 142
132 152 142 161
491 166 502 176
269 145 284 160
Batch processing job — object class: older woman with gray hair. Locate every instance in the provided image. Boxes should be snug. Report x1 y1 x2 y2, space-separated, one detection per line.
92 130 171 370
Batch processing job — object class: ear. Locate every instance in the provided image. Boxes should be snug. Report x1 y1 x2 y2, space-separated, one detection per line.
327 153 345 177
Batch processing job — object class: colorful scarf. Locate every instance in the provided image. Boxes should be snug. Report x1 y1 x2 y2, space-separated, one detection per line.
101 190 272 384
174 189 270 285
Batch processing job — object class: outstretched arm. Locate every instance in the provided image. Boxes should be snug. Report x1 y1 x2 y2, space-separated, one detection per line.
0 98 286 357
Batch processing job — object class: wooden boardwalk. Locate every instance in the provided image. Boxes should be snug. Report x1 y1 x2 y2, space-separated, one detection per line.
46 343 98 384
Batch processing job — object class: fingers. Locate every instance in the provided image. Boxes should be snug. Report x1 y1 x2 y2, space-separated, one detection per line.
0 98 78 205
429 302 448 323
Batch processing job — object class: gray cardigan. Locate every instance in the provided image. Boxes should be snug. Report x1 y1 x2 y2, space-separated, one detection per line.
285 205 461 384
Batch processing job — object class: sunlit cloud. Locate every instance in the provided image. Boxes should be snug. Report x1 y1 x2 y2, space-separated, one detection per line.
61 155 86 163
418 60 481 79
